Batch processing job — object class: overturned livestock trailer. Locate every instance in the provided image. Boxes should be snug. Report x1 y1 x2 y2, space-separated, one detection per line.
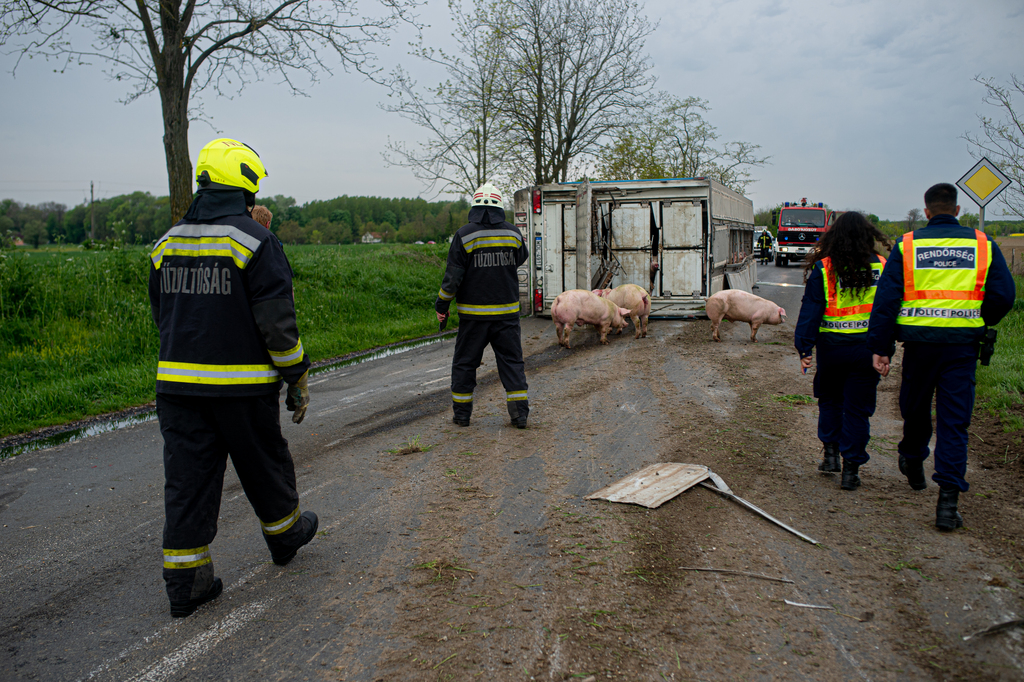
512 178 757 318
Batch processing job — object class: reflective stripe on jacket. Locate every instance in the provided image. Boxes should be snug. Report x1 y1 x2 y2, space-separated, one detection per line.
149 214 310 396
819 256 885 333
896 230 990 331
435 205 529 320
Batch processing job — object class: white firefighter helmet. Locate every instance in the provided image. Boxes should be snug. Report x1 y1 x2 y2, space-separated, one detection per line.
472 183 502 206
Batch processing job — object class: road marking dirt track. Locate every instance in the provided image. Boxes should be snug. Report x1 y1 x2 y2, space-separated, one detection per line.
3 268 1022 680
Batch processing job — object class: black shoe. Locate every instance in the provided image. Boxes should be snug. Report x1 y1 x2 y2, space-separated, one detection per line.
936 487 964 531
271 511 319 566
841 460 861 490
169 577 223 618
511 419 527 429
818 442 841 473
453 418 470 427
898 454 927 490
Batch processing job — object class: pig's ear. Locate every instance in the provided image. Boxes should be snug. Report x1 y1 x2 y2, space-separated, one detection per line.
591 289 603 296
619 307 631 316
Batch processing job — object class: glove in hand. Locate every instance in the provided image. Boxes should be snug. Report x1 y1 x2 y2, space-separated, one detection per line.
286 370 310 424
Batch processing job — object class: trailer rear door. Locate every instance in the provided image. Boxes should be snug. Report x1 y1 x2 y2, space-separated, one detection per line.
661 201 705 297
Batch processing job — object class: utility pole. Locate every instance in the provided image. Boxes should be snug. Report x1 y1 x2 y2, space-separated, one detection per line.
90 181 96 241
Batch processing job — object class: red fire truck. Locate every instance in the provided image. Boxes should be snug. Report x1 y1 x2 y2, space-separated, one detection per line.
772 198 830 267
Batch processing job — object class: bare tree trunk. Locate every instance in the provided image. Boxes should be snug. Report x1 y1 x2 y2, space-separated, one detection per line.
161 86 193 223
157 10 192 223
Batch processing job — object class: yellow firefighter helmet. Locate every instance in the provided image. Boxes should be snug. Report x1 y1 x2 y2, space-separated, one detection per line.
195 138 267 193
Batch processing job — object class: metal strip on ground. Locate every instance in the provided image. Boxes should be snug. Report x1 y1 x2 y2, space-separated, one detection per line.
585 463 710 508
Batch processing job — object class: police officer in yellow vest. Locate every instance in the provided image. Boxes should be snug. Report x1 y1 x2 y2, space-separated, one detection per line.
149 139 318 617
868 183 1015 530
795 212 892 490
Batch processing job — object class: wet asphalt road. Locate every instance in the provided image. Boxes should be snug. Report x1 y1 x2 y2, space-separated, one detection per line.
0 265 809 682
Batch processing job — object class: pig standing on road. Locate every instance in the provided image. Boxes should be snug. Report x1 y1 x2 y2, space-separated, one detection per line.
552 289 631 348
705 289 786 342
593 283 651 339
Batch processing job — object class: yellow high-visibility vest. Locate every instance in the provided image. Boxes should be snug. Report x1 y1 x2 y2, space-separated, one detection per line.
819 256 886 334
896 230 991 330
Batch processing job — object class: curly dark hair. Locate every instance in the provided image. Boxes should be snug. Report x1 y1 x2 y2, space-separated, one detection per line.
802 211 891 292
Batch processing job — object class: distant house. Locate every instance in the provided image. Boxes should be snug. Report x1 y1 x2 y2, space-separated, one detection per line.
361 232 383 244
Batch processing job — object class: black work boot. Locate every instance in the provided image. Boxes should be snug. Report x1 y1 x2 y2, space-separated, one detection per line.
270 511 319 566
453 402 472 427
169 562 223 618
818 442 841 473
935 487 964 531
898 454 927 490
507 399 529 429
841 460 861 490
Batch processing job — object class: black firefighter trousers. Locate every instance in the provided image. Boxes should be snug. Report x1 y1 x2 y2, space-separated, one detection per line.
451 317 529 424
156 392 307 603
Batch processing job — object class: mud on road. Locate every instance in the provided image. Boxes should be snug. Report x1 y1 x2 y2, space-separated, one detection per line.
330 314 1023 681
3 296 1022 682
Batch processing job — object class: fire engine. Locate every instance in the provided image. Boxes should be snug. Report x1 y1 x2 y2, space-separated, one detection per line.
772 198 832 267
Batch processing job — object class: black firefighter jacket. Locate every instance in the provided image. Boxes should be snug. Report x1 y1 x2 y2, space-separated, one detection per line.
435 205 529 320
148 194 310 397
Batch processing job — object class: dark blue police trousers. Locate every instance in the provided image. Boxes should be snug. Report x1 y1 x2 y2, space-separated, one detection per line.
813 342 880 465
898 342 977 492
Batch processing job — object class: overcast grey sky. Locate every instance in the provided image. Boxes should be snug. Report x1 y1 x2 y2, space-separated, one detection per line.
1 0 1022 219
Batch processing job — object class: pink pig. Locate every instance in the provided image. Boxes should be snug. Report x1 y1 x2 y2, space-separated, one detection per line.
705 289 786 342
551 289 631 348
593 283 650 339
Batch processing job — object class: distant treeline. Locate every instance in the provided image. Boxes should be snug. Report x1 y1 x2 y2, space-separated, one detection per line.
0 193 471 247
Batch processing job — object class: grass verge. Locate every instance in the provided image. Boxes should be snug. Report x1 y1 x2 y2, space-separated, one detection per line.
0 243 454 438
976 274 1024 431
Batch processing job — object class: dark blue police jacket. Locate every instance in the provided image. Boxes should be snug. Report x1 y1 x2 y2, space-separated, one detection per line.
866 214 1016 354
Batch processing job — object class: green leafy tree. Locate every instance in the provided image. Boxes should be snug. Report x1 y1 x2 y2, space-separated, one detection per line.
597 93 769 192
277 221 305 245
0 215 15 249
755 204 783 231
22 220 48 248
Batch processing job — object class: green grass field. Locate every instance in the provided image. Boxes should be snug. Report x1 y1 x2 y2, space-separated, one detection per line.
976 274 1024 430
1 245 1019 441
0 243 454 438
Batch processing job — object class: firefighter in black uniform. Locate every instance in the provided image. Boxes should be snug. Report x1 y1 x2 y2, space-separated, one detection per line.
436 183 530 428
149 138 318 617
757 230 773 265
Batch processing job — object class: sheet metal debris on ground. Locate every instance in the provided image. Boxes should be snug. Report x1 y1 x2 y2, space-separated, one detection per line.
584 463 710 508
587 462 819 545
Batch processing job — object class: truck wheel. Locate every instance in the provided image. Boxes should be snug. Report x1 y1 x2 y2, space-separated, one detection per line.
778 257 787 267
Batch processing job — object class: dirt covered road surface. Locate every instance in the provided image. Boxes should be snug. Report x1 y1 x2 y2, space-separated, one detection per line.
1 265 1022 681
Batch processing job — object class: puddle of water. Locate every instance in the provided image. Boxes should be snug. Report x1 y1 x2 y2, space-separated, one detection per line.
310 332 455 376
1 332 457 460
1 411 158 460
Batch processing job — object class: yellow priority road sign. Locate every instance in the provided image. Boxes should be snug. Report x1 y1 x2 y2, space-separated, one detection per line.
957 157 1011 207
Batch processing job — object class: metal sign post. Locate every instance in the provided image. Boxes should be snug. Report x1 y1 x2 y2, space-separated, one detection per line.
957 157 1012 233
